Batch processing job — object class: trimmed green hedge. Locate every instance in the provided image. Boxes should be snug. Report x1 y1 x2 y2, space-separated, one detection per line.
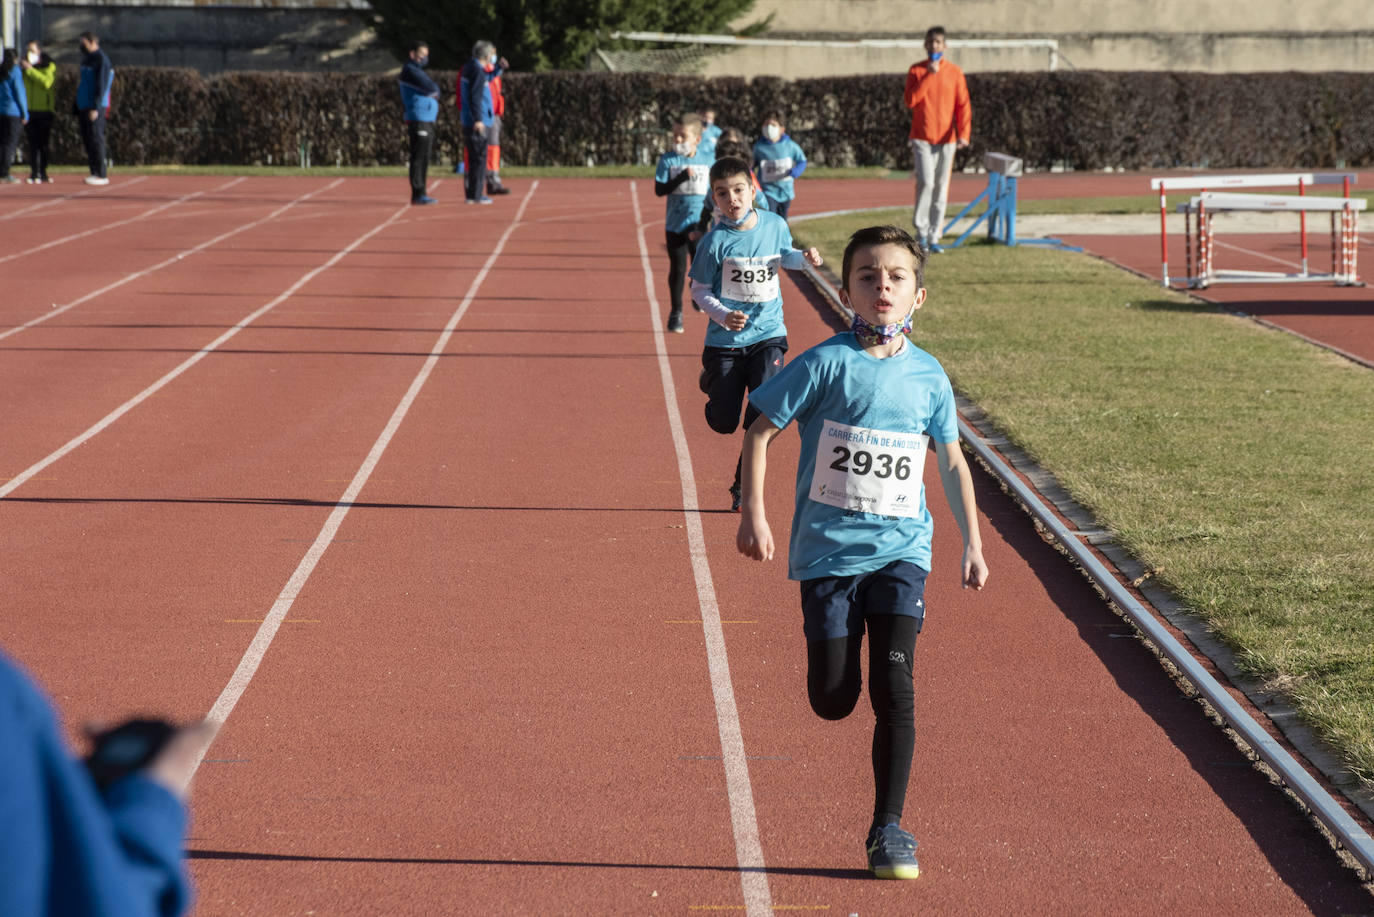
29 68 1374 170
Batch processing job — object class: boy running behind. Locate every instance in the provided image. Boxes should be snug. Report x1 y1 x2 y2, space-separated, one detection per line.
655 113 713 333
736 224 989 879
690 156 823 510
752 111 807 222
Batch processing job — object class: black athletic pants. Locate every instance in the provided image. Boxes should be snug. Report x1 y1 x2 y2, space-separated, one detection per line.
700 335 787 495
665 228 698 317
78 109 107 178
25 111 54 179
807 614 921 827
462 124 488 201
0 115 20 178
407 120 434 199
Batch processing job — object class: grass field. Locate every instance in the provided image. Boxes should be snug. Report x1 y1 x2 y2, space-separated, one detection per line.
792 214 1374 789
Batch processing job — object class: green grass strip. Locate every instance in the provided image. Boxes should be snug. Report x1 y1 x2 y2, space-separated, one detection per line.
794 215 1374 788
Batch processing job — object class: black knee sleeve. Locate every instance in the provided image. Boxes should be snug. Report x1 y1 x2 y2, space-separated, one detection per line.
807 636 863 721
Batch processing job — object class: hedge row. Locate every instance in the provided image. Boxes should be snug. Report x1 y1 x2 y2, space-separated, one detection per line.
25 68 1374 170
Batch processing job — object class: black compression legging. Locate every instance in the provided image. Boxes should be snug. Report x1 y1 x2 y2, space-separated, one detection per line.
807 614 921 826
665 229 698 315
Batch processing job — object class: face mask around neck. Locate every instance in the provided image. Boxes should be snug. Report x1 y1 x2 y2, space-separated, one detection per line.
719 207 753 229
850 303 915 346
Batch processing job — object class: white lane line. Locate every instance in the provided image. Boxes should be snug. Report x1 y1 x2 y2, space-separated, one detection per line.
0 178 344 343
629 181 773 917
190 181 542 774
0 178 380 502
0 177 246 267
1212 238 1304 271
0 175 150 222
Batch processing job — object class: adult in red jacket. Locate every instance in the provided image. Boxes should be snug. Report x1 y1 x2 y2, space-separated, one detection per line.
904 26 971 252
456 49 510 195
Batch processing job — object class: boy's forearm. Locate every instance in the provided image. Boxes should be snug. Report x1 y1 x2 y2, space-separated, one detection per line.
691 280 735 325
741 421 777 507
937 446 982 551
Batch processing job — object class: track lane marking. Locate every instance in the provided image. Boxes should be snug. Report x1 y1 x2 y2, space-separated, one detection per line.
189 182 541 777
0 178 361 500
0 174 149 222
629 181 773 917
0 177 246 266
0 178 345 343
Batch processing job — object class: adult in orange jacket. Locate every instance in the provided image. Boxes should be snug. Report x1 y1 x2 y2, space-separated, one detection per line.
904 26 971 252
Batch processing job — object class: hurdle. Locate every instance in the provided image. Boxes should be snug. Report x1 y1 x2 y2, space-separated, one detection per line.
1176 192 1365 289
1149 172 1357 287
941 152 1077 250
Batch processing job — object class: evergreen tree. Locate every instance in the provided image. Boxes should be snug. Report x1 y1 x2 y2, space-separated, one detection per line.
363 0 763 72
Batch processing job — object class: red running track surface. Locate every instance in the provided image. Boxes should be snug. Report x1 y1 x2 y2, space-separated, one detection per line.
2 175 1371 914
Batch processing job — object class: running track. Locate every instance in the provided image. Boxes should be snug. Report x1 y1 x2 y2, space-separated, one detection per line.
2 176 1371 915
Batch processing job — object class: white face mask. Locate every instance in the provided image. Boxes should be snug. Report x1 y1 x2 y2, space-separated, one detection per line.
673 141 694 157
27 51 40 65
764 125 782 143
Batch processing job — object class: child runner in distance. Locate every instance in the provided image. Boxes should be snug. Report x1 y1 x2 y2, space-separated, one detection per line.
752 111 807 222
736 224 989 879
698 106 722 159
690 132 769 243
690 156 823 510
655 113 713 334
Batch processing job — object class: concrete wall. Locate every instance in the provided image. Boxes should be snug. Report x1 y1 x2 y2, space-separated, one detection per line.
40 0 394 72
28 0 1374 75
711 0 1374 75
737 0 1374 36
695 33 1374 79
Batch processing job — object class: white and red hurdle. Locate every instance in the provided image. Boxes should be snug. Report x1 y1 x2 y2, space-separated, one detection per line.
1149 173 1364 289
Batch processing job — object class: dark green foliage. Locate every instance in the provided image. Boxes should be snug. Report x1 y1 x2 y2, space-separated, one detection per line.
359 0 762 73
29 67 1374 170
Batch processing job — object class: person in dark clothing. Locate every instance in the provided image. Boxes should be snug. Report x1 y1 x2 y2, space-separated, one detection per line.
0 48 26 184
397 40 440 205
459 40 497 205
75 31 114 185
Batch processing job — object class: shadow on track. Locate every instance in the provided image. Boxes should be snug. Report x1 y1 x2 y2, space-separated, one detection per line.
1 495 742 514
966 461 1374 911
187 848 869 880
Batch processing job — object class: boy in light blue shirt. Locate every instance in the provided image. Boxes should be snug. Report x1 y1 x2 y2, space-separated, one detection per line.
654 113 713 333
752 111 808 222
736 224 988 881
690 156 822 510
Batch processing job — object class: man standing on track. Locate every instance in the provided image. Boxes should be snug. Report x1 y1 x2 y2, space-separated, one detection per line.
459 41 501 205
75 31 114 186
398 40 439 205
904 26 971 253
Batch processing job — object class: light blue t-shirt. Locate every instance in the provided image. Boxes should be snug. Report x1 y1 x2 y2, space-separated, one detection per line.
655 148 713 234
749 333 958 581
690 210 795 348
752 135 807 206
699 123 722 158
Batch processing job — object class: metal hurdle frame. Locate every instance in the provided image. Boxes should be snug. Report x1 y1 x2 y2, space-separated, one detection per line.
941 152 1079 251
1149 172 1358 288
1178 192 1365 289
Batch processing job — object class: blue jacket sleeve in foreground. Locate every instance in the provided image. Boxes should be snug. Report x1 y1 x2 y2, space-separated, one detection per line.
0 653 191 917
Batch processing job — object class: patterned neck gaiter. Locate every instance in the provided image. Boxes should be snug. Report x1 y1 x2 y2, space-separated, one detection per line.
850 308 914 347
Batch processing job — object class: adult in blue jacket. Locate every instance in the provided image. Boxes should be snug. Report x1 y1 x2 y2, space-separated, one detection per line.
0 649 217 916
398 40 440 205
75 31 114 185
0 48 28 184
459 40 499 205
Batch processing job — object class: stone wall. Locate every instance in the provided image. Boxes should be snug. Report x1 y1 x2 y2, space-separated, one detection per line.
39 0 394 72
